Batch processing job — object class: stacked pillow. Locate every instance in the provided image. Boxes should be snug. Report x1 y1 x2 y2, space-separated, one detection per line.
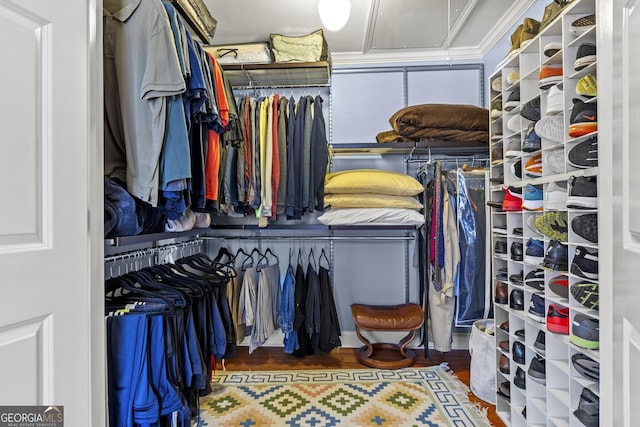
318 169 425 225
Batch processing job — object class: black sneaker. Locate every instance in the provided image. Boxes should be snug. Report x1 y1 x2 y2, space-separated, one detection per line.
571 246 599 280
510 289 525 310
498 381 511 400
497 267 508 280
548 275 569 298
572 353 600 382
514 366 527 389
520 95 541 121
569 99 598 138
512 341 526 364
525 268 545 291
535 211 568 241
571 281 599 310
572 213 598 243
534 330 546 355
542 240 569 271
495 240 508 254
505 89 520 111
573 387 600 427
512 159 522 179
522 122 541 152
527 354 546 384
528 293 546 322
568 137 598 168
574 43 597 71
509 270 524 286
511 241 524 261
567 175 597 209
571 314 600 350
514 329 525 339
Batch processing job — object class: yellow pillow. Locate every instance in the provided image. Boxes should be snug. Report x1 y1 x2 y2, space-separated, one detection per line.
324 169 424 196
324 193 423 210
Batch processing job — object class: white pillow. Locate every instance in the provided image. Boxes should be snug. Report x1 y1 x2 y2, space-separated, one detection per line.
317 208 425 226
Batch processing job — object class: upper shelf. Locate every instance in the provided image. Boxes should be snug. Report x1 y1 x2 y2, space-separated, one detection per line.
220 61 331 88
330 142 490 157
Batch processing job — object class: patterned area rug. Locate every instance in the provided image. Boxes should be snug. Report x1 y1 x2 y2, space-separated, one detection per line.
196 365 491 426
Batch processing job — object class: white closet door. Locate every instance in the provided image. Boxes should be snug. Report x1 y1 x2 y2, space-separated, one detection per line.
0 0 103 425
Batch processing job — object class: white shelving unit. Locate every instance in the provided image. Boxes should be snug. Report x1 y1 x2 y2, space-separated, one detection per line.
489 1 599 426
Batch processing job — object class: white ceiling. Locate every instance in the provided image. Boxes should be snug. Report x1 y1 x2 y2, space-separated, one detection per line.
203 0 536 64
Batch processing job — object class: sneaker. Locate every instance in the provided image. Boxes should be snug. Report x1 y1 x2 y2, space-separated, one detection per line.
548 275 569 298
567 175 597 209
573 387 600 427
505 139 523 158
533 330 546 355
495 240 507 254
535 115 564 142
547 303 570 334
514 366 527 389
511 241 524 261
568 137 598 168
521 96 541 121
491 98 503 119
571 281 599 310
505 89 521 112
510 289 525 310
539 66 563 90
545 149 565 175
572 353 600 382
514 329 525 339
527 354 546 384
570 14 596 35
506 70 520 85
544 40 562 57
535 211 568 241
522 184 543 210
491 147 503 165
510 270 524 286
569 98 597 138
498 381 511 400
522 122 541 152
524 154 543 178
511 159 522 179
512 227 523 236
545 181 568 210
492 77 503 92
526 214 544 237
507 24 524 58
519 17 540 49
507 114 522 134
576 73 597 98
525 238 545 265
575 43 597 71
525 268 545 291
546 83 564 115
571 246 599 280
528 293 546 322
572 213 598 243
502 186 523 211
571 314 600 349
542 240 569 271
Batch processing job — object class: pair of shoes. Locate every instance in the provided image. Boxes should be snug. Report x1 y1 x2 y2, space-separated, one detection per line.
568 136 598 169
539 66 562 90
571 314 600 349
525 268 545 291
542 240 568 271
572 353 600 382
525 238 544 265
498 381 511 400
576 73 597 98
521 96 541 121
567 175 597 209
522 184 543 210
543 40 561 57
499 339 510 352
522 123 541 152
507 18 541 57
548 275 569 298
495 240 507 254
575 43 597 71
524 155 543 178
504 89 520 111
509 270 524 286
570 14 596 35
505 139 522 158
533 330 545 355
571 281 599 310
507 114 522 134
545 180 567 210
511 241 524 261
547 303 570 334
491 98 503 119
574 387 600 427
502 186 523 211
510 289 524 310
495 281 509 304
513 341 525 364
571 246 599 280
527 354 546 384
546 83 564 115
528 293 545 322
572 213 598 243
514 366 526 389
535 211 568 241
499 354 510 374
491 77 503 92
569 98 598 138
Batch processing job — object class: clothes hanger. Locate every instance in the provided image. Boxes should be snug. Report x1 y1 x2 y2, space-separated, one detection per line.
308 248 317 271
319 248 330 270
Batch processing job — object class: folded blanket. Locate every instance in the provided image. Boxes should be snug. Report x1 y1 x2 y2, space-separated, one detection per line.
390 104 489 139
375 130 417 143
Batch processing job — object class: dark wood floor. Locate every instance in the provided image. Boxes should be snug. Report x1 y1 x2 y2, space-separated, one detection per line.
216 346 506 427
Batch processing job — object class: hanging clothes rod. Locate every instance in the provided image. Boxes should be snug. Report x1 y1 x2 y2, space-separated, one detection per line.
104 239 204 264
201 235 415 241
405 155 489 164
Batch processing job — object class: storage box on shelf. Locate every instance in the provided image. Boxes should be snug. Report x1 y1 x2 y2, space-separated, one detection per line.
490 0 599 425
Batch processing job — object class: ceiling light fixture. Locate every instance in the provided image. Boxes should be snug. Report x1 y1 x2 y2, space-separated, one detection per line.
318 0 351 31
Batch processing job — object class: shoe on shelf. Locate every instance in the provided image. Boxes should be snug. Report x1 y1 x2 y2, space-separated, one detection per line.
499 339 510 352
521 96 541 122
522 184 543 211
525 238 545 266
491 147 504 165
510 270 524 286
571 246 599 280
543 40 562 57
499 320 510 332
576 73 597 98
519 17 541 49
499 354 510 374
513 340 526 364
548 275 569 298
570 14 596 35
533 330 546 355
571 314 600 349
495 239 507 254
498 381 511 400
504 89 521 112
502 186 523 212
539 66 563 90
512 227 523 236
492 77 503 92
507 24 524 58
510 289 525 311
523 123 541 152
546 83 564 115
511 159 522 179
507 115 522 134
506 70 520 85
495 281 509 304
574 387 600 427
545 149 565 175
567 175 597 209
491 98 503 119
505 139 523 158
572 353 600 382
514 366 527 390
571 281 599 310
535 211 568 241
575 43 597 71
527 354 546 384
545 180 568 210
524 154 543 178
526 214 544 237
535 115 564 142
547 303 570 334
528 293 546 323
569 98 598 138
568 137 598 169
572 213 598 243
511 241 524 261
515 329 525 339
542 240 569 272
525 268 545 291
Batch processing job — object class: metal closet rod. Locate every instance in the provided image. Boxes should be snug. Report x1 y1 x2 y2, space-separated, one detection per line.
104 239 204 263
201 235 415 241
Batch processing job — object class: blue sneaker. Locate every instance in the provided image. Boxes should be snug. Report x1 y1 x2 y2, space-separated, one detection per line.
522 184 543 211
522 123 541 152
525 238 545 265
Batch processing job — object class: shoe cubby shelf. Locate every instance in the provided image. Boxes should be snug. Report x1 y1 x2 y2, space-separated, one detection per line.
489 0 599 425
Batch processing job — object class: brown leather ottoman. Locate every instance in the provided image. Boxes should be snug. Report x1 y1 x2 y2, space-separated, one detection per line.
351 303 424 369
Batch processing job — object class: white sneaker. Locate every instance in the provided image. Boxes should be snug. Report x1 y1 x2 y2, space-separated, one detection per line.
545 181 568 210
507 70 520 85
505 139 523 158
526 215 544 237
546 83 564 116
507 115 522 134
492 78 503 92
544 149 565 175
535 116 565 142
544 41 562 57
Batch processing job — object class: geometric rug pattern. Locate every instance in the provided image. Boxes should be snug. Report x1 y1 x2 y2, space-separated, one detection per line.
196 365 492 426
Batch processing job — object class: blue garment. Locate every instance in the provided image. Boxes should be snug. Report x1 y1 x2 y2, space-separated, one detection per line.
104 176 141 237
148 315 182 416
280 265 298 353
